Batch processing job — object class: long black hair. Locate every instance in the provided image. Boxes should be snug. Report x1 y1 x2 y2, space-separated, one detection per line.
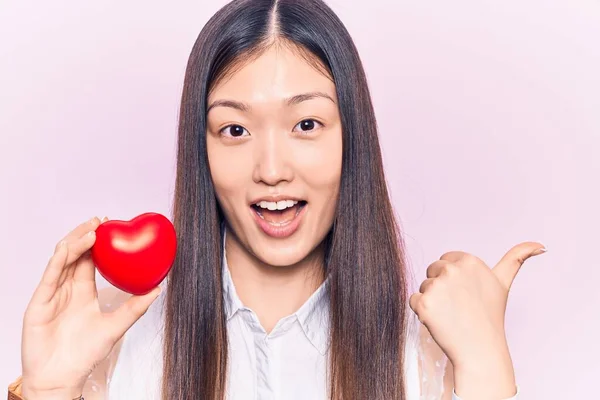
165 1 410 398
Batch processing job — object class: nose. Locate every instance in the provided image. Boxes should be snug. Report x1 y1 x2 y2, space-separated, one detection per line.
252 128 294 186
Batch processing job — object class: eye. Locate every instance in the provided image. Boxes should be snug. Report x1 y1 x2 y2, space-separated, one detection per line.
293 119 323 134
220 124 249 138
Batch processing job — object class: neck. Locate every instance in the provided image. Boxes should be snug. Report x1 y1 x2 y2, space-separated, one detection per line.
224 227 326 333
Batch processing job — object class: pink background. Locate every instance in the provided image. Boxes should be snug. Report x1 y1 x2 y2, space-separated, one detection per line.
1 1 597 398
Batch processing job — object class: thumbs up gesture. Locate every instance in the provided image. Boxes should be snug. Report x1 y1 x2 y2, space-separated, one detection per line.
410 241 547 399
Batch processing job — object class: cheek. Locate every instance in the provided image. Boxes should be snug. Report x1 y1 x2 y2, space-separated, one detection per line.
297 129 343 201
207 137 251 209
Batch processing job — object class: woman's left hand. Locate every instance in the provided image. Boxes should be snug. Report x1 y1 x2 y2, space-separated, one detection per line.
409 241 547 398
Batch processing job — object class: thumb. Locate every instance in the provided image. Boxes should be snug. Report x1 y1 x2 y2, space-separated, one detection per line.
107 286 162 340
492 242 547 290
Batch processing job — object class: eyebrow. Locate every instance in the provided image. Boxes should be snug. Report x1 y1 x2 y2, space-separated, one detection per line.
206 91 336 114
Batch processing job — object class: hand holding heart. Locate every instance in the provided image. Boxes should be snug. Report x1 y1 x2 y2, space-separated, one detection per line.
21 217 165 399
409 242 547 372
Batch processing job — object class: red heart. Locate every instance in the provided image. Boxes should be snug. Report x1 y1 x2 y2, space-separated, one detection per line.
91 212 177 295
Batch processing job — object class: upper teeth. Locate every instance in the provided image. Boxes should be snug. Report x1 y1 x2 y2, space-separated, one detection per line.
255 200 299 210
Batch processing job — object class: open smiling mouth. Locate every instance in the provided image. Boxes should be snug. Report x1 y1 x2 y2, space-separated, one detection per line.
251 200 307 225
250 199 308 238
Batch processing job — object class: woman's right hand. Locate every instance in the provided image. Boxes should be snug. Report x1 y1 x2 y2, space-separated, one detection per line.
20 216 162 400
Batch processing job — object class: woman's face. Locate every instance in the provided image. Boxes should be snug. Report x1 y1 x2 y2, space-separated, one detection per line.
206 44 343 267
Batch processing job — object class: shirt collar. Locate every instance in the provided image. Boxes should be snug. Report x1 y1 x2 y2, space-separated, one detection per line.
221 233 331 355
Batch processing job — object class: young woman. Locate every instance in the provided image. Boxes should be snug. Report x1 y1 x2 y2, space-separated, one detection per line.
10 0 545 399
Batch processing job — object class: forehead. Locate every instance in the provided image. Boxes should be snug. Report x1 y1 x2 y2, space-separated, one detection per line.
208 44 336 102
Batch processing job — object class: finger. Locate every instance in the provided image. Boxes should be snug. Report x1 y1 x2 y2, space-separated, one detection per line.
492 242 547 290
59 231 96 286
439 250 483 265
32 241 69 304
106 287 162 341
60 230 97 283
70 217 108 282
61 217 101 243
426 260 451 278
72 250 98 283
409 292 422 315
65 230 97 266
419 278 435 293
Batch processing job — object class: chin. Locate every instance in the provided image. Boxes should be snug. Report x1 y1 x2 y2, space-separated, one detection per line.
250 239 315 268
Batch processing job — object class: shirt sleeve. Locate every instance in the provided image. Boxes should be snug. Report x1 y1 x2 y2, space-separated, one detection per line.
413 313 520 400
85 286 130 398
413 317 451 399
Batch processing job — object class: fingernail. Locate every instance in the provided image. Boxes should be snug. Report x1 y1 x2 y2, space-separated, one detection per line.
87 230 95 237
532 247 547 256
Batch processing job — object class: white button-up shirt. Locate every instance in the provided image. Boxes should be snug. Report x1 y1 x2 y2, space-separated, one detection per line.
107 249 517 400
222 252 333 399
